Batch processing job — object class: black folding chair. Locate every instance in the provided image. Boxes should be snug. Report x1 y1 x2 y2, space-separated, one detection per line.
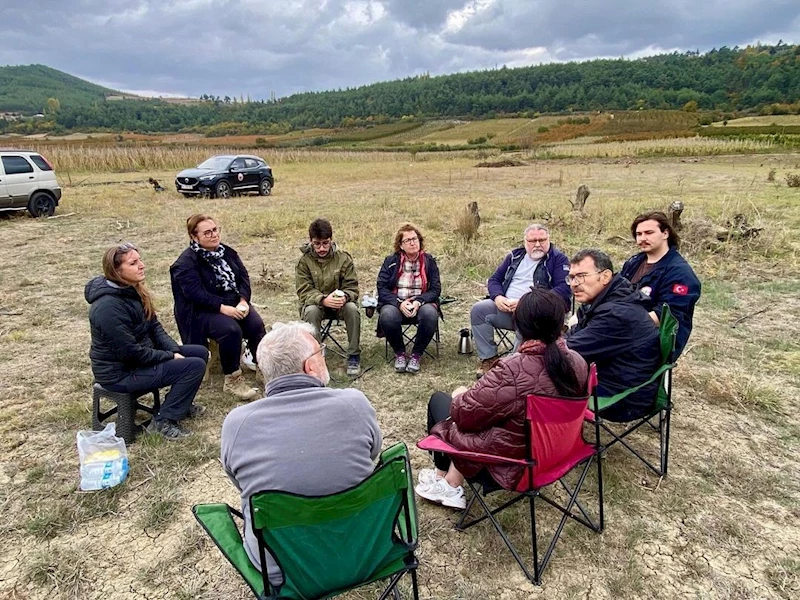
493 326 515 356
384 321 440 361
320 318 348 359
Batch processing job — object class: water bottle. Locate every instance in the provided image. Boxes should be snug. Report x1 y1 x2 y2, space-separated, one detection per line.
80 457 129 490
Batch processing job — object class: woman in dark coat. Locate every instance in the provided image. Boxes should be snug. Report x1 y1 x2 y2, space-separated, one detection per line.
86 242 208 440
415 289 589 509
170 214 265 401
376 223 441 374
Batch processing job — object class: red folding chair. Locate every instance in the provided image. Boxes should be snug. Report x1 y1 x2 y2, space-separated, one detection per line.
417 365 603 585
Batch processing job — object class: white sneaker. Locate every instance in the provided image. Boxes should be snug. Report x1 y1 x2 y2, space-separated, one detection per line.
241 345 256 372
416 468 441 490
415 478 466 510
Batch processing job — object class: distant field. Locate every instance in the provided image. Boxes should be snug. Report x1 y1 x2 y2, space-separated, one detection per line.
712 115 800 127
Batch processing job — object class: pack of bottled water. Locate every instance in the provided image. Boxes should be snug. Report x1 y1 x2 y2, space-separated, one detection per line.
77 423 129 491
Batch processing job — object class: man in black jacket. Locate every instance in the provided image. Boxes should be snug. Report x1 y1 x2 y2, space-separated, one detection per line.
565 249 660 422
620 211 701 356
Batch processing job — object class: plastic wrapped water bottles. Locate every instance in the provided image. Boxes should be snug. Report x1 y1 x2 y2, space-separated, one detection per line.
77 423 129 491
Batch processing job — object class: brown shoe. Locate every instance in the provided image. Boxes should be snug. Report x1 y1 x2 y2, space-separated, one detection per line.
476 356 500 379
224 369 260 401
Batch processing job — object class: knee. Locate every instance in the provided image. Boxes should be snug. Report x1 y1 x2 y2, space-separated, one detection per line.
419 304 438 323
212 317 241 340
303 305 323 321
184 357 207 378
379 305 401 324
343 302 359 317
470 299 493 323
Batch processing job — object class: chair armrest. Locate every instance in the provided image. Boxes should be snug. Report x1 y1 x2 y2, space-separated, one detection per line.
592 362 675 413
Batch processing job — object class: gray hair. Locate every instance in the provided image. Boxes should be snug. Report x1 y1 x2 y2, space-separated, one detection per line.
256 321 317 382
524 223 549 237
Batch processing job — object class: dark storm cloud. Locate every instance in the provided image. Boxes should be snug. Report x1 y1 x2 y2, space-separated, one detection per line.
0 0 798 99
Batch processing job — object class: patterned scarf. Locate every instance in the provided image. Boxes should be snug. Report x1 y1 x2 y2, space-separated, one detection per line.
190 241 238 294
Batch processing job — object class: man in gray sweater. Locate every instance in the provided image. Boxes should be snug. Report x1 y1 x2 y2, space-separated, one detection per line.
220 321 383 585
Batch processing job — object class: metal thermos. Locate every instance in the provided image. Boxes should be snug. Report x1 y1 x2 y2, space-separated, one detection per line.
458 328 474 355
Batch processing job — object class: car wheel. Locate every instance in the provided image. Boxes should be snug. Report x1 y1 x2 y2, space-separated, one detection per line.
215 181 232 199
259 178 272 196
28 192 56 217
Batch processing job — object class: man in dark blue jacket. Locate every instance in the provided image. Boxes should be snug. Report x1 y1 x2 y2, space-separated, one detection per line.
470 224 571 377
620 211 701 356
566 249 660 422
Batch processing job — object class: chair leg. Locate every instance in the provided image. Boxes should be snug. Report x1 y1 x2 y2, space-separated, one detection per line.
116 395 138 444
661 407 671 476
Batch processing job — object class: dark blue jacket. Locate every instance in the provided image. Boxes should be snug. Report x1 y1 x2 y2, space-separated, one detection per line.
620 246 700 356
566 274 660 422
487 245 571 309
170 244 252 346
376 251 442 310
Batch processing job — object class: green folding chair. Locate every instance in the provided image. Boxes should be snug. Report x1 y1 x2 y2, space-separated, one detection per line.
193 443 419 600
585 304 679 477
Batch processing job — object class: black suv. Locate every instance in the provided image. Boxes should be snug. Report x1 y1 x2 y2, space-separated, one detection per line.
175 154 274 198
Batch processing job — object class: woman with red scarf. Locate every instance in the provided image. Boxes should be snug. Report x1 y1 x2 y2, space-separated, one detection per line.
376 223 442 374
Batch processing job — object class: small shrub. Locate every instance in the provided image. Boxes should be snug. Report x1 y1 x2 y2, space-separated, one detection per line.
767 169 776 182
786 173 800 188
537 126 549 133
467 136 487 145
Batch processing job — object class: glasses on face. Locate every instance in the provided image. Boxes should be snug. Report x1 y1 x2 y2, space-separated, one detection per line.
565 271 604 286
198 226 221 239
311 239 332 249
401 236 419 245
525 237 549 246
307 343 326 360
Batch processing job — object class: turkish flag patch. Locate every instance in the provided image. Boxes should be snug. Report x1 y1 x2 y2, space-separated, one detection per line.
672 284 689 295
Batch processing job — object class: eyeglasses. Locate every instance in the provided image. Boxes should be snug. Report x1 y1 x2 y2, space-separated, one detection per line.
306 343 326 360
115 241 137 254
565 271 604 286
525 237 549 246
401 236 419 245
311 239 332 249
198 226 221 239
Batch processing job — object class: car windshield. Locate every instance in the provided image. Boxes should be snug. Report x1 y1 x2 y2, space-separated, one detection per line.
196 156 232 170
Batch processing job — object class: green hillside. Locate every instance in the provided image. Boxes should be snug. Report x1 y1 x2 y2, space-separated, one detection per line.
0 64 121 113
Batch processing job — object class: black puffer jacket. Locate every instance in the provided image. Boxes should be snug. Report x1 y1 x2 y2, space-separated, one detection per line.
85 276 180 385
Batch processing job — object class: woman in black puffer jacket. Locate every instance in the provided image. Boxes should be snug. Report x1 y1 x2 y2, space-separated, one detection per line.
86 242 208 440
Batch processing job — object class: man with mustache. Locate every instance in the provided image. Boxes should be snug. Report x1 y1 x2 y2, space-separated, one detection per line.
470 223 571 377
620 211 701 356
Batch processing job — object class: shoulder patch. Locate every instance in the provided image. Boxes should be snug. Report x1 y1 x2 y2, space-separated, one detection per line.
672 284 689 295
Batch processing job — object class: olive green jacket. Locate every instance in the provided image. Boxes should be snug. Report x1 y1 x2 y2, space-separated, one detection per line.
296 242 360 311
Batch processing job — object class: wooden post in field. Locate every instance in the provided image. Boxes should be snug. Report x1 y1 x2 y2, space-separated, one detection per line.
569 185 590 212
668 200 685 231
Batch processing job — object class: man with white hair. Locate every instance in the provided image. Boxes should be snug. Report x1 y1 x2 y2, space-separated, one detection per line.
220 321 382 585
470 223 572 377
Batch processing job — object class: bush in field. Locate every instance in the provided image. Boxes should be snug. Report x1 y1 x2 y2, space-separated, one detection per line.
468 136 487 145
786 173 800 187
537 126 549 133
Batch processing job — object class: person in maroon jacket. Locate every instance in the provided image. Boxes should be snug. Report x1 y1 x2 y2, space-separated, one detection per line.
415 289 589 509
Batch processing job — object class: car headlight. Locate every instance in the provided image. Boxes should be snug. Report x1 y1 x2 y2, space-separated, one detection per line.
200 175 215 181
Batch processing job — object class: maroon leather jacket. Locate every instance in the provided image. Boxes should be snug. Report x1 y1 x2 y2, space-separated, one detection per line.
431 339 588 489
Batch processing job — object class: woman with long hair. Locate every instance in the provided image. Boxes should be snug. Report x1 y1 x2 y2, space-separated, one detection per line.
415 289 588 509
376 223 442 374
86 243 208 440
170 214 266 401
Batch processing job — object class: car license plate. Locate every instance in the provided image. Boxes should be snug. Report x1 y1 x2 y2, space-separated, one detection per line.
180 184 193 189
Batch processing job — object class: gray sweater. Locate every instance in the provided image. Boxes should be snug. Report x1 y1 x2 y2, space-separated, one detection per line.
220 373 382 584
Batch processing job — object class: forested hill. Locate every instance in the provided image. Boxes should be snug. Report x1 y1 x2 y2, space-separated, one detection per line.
0 64 121 113
3 44 800 133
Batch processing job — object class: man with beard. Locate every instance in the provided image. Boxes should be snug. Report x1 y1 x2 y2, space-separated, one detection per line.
620 211 701 356
220 321 382 587
470 223 572 377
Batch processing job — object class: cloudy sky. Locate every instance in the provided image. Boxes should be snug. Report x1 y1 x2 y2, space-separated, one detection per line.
2 0 799 100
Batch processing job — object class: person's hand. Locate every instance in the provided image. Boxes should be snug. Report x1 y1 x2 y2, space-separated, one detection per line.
221 304 245 320
400 299 415 318
173 353 185 360
507 299 519 313
648 311 660 327
322 293 345 310
408 300 421 317
567 313 579 328
236 300 250 317
494 295 514 313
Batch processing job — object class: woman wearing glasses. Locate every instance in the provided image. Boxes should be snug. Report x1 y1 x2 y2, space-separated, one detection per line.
170 214 265 401
86 243 208 440
376 223 442 374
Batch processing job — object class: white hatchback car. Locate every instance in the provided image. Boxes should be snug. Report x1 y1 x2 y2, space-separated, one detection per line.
0 150 62 217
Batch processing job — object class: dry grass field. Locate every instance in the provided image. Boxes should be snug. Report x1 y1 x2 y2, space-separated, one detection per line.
0 149 799 599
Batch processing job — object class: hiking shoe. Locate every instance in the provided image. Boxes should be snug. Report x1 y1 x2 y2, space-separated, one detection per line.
187 403 206 419
415 478 466 510
394 353 408 373
347 355 361 377
406 353 422 374
147 419 192 440
417 468 442 490
475 356 500 379
224 369 260 401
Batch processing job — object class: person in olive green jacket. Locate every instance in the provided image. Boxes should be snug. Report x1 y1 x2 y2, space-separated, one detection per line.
296 218 362 376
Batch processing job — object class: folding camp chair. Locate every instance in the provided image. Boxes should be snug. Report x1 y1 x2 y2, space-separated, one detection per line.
417 365 603 585
319 318 348 359
585 304 678 477
493 326 515 356
193 442 419 600
384 321 441 361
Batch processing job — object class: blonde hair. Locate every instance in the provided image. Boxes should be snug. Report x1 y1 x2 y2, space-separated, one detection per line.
102 243 155 319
